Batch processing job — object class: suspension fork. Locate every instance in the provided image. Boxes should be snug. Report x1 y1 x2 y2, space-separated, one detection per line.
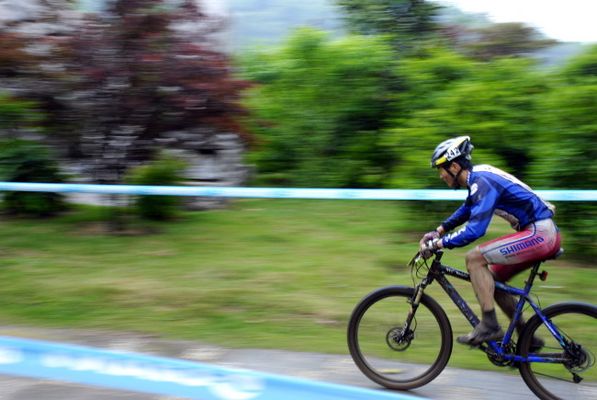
404 274 435 331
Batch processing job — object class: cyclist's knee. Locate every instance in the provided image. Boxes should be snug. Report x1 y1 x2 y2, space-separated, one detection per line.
465 248 487 271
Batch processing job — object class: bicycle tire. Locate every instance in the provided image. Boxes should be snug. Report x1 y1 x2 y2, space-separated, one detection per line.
518 302 597 400
347 286 453 390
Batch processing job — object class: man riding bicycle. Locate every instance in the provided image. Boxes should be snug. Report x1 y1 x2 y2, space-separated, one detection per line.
419 136 561 347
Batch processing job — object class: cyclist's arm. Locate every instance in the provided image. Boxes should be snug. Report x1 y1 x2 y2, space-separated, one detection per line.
438 203 471 235
441 180 499 249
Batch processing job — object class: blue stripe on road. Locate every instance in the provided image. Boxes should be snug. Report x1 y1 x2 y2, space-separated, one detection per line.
0 182 595 201
0 336 421 400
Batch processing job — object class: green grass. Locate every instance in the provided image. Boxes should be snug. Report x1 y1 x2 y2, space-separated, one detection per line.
0 199 594 372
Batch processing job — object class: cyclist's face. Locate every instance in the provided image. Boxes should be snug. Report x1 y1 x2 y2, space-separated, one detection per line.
438 165 457 188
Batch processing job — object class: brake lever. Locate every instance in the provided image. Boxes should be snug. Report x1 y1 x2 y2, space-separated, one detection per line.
407 252 422 268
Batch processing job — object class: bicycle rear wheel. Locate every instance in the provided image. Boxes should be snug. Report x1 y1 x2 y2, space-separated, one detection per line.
347 286 452 390
518 302 597 400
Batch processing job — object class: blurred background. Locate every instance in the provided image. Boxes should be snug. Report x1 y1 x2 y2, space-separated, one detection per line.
0 0 595 372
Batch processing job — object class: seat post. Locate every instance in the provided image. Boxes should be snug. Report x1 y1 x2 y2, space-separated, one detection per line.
523 262 542 292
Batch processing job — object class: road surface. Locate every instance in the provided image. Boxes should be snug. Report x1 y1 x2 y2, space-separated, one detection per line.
0 326 546 400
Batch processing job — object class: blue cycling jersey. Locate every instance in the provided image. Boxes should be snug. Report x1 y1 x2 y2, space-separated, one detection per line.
441 165 555 249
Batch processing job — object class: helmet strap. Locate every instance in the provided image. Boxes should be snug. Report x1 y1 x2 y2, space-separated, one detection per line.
446 162 464 190
452 168 463 190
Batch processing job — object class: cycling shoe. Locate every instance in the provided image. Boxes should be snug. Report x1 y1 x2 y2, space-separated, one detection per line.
457 322 504 346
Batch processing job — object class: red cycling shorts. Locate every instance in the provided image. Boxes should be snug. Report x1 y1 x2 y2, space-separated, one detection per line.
478 219 561 282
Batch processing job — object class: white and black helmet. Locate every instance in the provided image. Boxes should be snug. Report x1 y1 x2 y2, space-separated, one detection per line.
431 136 474 168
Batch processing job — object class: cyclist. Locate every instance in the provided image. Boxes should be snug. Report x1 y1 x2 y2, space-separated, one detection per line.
419 136 561 346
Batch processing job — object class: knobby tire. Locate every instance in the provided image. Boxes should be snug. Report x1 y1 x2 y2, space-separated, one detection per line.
347 286 453 390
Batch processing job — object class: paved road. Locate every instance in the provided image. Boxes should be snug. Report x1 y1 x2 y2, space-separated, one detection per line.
0 326 541 400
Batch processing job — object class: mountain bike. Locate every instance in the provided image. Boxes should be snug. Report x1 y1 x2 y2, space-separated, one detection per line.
347 249 596 399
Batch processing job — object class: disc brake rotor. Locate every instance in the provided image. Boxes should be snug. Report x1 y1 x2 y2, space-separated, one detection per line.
386 326 414 351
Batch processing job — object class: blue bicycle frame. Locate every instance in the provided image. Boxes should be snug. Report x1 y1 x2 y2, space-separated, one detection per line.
421 252 570 365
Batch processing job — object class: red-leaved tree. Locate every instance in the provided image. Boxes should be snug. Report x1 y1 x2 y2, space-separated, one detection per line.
1 0 250 184
57 0 250 183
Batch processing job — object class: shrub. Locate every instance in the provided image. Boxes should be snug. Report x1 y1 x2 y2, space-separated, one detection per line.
125 154 187 220
0 139 67 216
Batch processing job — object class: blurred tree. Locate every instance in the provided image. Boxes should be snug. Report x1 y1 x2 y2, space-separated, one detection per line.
529 46 597 189
0 0 250 185
0 139 67 216
453 22 557 61
0 93 44 137
0 3 72 214
383 47 475 188
436 58 547 178
125 152 187 220
52 0 250 183
0 92 66 216
0 0 79 117
559 44 597 82
528 46 597 259
389 54 546 188
241 28 399 187
336 0 442 50
396 46 474 110
0 32 35 79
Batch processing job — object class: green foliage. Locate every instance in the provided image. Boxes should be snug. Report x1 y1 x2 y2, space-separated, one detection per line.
436 58 546 178
390 54 545 187
384 47 476 188
530 84 597 189
0 93 44 132
242 28 399 187
560 44 597 82
125 154 187 220
240 32 595 260
0 94 63 216
397 47 475 106
0 140 66 216
527 48 597 259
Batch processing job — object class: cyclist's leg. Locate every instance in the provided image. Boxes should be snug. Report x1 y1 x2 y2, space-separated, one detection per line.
459 219 560 346
494 289 518 323
491 266 529 333
482 219 561 348
465 249 496 313
492 283 536 338
457 248 503 345
493 289 545 351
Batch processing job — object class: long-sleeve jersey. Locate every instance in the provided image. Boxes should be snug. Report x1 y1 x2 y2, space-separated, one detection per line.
441 165 555 249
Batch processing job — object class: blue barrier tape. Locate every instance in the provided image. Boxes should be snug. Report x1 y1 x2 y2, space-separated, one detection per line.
0 182 596 201
0 336 421 400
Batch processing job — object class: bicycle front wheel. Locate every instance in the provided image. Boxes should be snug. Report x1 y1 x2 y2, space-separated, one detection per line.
347 286 452 390
519 302 597 400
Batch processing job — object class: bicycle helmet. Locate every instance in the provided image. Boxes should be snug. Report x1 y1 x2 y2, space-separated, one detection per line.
431 136 474 168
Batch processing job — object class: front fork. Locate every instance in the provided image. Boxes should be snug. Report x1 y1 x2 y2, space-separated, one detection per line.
403 278 432 333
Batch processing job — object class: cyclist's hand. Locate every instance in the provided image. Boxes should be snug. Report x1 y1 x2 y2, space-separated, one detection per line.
420 238 441 259
419 230 440 247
